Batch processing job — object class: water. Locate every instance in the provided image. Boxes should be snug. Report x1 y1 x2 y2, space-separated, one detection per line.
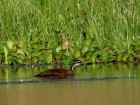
0 63 140 105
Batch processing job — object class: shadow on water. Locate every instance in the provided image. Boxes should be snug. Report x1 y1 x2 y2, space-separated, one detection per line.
0 63 140 105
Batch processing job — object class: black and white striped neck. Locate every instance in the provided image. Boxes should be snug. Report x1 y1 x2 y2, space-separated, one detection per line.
70 60 84 71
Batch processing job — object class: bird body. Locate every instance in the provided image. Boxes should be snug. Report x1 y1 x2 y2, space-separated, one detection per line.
35 60 83 79
36 68 74 76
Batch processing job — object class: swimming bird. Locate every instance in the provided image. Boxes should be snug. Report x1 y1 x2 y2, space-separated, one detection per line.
35 60 84 79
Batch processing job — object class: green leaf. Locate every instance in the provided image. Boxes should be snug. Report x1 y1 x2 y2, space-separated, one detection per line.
7 40 14 49
91 55 96 63
63 50 71 57
83 38 92 46
17 49 25 56
32 50 41 57
32 56 39 63
31 43 42 50
69 47 74 54
40 52 52 63
75 50 81 58
3 45 8 64
56 46 62 52
82 46 89 53
122 54 129 62
46 53 52 63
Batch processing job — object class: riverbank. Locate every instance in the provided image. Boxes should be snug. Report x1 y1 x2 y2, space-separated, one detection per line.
0 0 140 65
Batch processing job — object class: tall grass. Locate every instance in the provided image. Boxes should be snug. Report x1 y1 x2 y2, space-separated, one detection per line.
0 0 140 64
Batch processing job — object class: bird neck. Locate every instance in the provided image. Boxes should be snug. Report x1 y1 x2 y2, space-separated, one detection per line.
70 63 78 71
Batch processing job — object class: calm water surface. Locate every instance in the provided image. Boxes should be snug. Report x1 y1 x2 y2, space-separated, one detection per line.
0 63 140 105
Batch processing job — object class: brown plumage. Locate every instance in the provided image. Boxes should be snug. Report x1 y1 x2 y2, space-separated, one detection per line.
35 60 84 79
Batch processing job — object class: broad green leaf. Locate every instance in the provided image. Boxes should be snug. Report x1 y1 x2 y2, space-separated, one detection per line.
17 49 25 56
75 50 81 58
47 53 52 63
91 55 96 63
40 52 53 63
3 45 8 64
63 50 71 57
18 41 24 48
69 47 74 54
7 40 14 49
83 38 92 46
32 43 42 50
56 46 62 52
82 46 88 53
32 51 41 57
32 56 39 63
19 54 25 59
122 54 129 62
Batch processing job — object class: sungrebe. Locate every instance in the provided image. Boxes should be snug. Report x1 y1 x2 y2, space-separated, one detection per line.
35 60 84 79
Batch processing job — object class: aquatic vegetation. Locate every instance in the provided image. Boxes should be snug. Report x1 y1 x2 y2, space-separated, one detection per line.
0 0 140 65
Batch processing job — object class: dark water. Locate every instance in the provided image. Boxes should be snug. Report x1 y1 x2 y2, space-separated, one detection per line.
0 63 140 105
